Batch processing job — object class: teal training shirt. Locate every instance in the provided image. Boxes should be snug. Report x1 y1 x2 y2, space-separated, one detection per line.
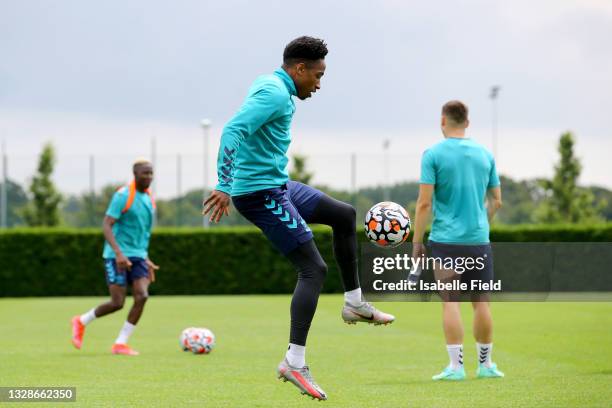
419 137 500 244
102 187 154 259
216 68 297 196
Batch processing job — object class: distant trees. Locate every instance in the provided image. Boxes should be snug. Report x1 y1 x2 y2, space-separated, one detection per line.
22 143 62 226
0 135 610 228
62 184 122 227
289 154 314 185
536 132 605 224
0 180 28 226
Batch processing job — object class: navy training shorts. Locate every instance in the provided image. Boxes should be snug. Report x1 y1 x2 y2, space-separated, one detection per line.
428 241 494 300
104 257 149 287
232 181 323 255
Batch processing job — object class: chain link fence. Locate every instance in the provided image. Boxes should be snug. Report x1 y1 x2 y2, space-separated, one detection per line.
0 147 422 228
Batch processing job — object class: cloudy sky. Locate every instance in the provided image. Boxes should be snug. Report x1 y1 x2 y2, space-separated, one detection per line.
1 0 611 197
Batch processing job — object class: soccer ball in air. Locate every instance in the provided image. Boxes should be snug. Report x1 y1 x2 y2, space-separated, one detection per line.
180 327 216 354
364 202 411 248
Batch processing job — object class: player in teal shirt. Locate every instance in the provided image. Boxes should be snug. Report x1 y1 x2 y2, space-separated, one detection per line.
412 101 504 381
102 175 154 259
204 37 394 401
71 159 159 356
420 130 500 244
214 67 297 196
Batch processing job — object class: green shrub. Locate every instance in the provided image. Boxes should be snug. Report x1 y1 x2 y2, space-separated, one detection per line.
1 224 611 296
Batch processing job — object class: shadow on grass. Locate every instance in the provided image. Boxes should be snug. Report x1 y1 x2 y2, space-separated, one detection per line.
60 352 127 358
366 377 491 386
365 378 432 386
590 369 612 376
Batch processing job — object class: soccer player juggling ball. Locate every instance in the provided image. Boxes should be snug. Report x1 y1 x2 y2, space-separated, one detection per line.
203 36 395 401
411 101 504 380
71 159 159 356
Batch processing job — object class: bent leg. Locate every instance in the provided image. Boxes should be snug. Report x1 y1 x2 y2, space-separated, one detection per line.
287 240 328 346
303 193 359 292
127 277 150 325
95 284 127 317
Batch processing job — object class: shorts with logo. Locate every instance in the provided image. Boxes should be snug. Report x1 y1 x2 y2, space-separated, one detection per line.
104 257 149 286
232 181 323 255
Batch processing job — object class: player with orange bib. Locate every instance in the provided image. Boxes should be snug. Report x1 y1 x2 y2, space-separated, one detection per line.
71 159 159 356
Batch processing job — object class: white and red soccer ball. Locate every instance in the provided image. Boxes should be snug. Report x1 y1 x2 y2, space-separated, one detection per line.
364 202 411 248
180 327 216 354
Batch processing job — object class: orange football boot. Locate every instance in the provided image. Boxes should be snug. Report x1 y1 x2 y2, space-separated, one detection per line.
111 343 139 356
71 316 85 349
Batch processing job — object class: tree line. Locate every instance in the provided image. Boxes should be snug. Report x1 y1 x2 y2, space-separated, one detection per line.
1 132 609 228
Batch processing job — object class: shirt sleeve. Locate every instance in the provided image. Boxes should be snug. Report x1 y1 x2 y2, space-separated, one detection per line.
419 149 436 184
215 83 287 195
105 190 128 219
488 156 501 188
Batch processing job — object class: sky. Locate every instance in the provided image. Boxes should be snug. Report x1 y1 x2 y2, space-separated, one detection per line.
1 0 611 198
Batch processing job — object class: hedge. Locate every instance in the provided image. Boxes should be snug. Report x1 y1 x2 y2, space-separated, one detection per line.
1 224 611 297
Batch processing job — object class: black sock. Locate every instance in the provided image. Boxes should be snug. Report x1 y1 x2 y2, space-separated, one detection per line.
286 240 327 346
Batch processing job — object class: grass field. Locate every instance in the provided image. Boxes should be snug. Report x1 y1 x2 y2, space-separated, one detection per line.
1 296 611 407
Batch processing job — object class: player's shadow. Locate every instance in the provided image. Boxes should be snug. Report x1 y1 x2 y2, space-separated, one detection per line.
589 369 612 376
367 377 483 387
60 352 115 358
364 378 436 386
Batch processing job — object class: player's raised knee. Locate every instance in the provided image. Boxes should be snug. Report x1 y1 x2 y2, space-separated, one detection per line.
345 203 356 220
316 261 328 277
340 203 356 227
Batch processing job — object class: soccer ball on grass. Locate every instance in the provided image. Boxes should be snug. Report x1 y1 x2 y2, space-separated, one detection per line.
180 327 215 354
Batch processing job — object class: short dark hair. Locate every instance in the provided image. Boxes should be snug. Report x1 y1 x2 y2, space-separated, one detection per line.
442 100 469 125
133 159 152 173
283 36 328 66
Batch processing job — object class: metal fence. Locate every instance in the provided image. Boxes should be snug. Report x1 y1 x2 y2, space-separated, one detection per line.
0 144 423 228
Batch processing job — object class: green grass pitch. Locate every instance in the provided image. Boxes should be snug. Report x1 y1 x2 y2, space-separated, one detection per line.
1 296 611 407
